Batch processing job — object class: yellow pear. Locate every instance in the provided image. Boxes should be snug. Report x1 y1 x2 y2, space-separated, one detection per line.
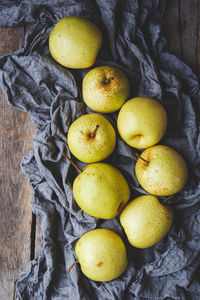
67 114 116 163
117 97 167 149
73 163 130 219
135 145 188 196
49 16 102 69
73 229 128 281
82 66 130 113
120 195 173 248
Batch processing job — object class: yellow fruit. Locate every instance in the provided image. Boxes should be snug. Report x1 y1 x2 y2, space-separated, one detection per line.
49 16 102 69
75 229 128 281
67 114 116 163
73 163 130 219
83 66 130 113
117 97 167 149
135 145 188 196
120 195 173 248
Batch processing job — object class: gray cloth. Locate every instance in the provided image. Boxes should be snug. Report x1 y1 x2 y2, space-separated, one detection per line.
0 0 200 299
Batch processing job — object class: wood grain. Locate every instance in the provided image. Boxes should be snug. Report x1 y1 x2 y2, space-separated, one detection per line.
198 2 200 72
35 216 42 260
0 27 35 300
165 0 182 58
165 0 199 72
0 27 25 56
179 0 199 72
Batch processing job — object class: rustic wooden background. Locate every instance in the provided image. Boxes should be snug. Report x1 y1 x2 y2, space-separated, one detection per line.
0 1 199 299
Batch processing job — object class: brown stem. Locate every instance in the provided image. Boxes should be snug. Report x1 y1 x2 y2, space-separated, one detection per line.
103 78 111 84
63 153 82 173
163 195 174 204
40 34 50 40
67 260 79 273
136 153 149 164
89 125 99 138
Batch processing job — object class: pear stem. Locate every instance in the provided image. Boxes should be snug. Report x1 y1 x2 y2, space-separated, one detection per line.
136 153 149 164
163 195 174 204
67 260 79 273
90 125 99 138
40 34 50 40
63 153 82 173
104 78 110 84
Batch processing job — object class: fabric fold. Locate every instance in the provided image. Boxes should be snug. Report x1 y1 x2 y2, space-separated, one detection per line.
0 0 200 299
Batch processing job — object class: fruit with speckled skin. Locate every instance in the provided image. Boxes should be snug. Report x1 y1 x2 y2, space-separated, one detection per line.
82 66 130 113
49 16 102 69
73 163 130 219
135 145 188 196
75 229 128 281
120 195 173 248
67 114 116 163
117 97 167 149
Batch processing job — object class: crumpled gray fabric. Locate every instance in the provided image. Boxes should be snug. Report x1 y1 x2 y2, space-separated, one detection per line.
0 0 200 299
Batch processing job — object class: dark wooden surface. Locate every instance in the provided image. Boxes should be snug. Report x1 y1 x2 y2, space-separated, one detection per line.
165 0 200 73
0 26 40 300
0 1 199 299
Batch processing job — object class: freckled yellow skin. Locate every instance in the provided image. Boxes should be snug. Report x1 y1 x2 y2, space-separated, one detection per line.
82 66 130 113
120 195 173 248
135 145 188 196
67 114 116 163
75 229 128 281
49 16 102 69
73 163 130 219
117 97 167 149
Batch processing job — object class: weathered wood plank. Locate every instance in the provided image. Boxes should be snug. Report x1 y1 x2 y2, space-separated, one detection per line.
35 216 42 259
164 0 182 58
0 27 25 56
197 3 200 72
0 27 35 300
179 0 199 72
165 0 199 72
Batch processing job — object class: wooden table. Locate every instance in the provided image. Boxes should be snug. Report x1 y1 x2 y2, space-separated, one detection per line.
0 1 199 299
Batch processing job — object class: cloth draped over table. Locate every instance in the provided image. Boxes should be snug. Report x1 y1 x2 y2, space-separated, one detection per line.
0 0 200 299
